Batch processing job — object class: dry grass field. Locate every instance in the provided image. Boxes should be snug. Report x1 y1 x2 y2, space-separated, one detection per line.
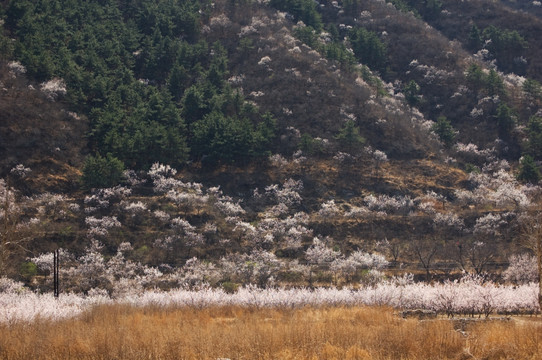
1 305 542 359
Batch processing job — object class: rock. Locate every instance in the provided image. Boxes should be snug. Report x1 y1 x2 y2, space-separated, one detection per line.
399 309 437 319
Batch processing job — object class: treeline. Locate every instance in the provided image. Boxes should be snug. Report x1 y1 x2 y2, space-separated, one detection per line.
0 0 276 172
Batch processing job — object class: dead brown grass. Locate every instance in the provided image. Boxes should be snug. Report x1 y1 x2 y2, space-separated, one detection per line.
1 305 541 360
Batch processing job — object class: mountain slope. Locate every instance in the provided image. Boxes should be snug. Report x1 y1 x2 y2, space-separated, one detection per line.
0 62 86 192
0 0 541 288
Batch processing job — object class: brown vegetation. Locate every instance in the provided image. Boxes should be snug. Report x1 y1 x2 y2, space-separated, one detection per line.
1 305 542 359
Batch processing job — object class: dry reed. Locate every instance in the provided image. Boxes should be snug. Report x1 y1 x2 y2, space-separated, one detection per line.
1 305 541 359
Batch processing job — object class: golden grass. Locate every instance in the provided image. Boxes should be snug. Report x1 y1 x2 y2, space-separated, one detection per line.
1 305 542 359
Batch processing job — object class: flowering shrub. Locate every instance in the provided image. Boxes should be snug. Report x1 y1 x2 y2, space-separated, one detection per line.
40 78 67 100
148 163 177 180
408 61 453 84
317 200 340 217
455 143 496 164
305 237 340 265
268 154 289 167
7 61 26 76
209 14 232 28
122 201 148 215
85 216 121 238
433 212 464 230
455 169 533 209
0 277 27 294
333 151 356 163
175 257 221 288
331 251 389 280
153 235 177 250
153 210 170 222
258 56 272 66
372 149 388 163
10 164 31 178
31 249 74 273
364 194 414 215
265 179 303 207
473 213 509 236
215 199 246 216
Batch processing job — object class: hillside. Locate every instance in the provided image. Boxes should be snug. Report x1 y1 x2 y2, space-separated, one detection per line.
1 0 542 292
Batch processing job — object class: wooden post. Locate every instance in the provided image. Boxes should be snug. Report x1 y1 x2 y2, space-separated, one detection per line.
536 216 542 314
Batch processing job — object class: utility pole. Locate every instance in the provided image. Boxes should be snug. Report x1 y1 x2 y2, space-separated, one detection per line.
53 249 60 298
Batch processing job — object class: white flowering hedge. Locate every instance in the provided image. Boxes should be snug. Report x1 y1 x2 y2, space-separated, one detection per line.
0 275 538 323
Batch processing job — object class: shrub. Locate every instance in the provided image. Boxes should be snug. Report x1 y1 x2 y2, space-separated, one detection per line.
19 261 37 281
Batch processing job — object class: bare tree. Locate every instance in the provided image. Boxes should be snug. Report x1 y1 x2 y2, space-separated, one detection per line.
410 236 441 281
456 238 496 275
376 237 405 266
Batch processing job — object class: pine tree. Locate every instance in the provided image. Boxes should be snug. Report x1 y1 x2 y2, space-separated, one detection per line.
523 79 542 103
467 24 482 51
527 117 542 160
495 103 515 139
335 120 366 154
465 64 485 92
81 154 125 189
404 80 421 107
349 28 387 74
486 69 505 97
168 64 189 101
517 155 541 184
431 116 456 148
